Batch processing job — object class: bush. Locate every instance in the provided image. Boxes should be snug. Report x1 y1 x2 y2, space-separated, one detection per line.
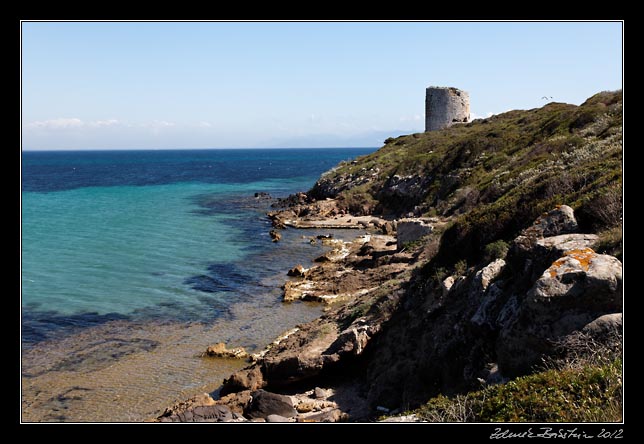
483 240 509 262
585 186 622 228
454 260 467 276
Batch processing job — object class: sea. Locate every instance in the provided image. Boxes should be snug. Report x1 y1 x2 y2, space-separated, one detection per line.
21 147 376 422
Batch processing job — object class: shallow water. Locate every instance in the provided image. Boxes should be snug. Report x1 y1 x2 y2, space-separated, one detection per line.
22 295 323 422
21 148 375 422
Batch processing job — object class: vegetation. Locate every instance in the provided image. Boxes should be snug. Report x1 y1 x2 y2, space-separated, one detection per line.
483 239 509 262
311 90 622 423
412 330 623 422
414 361 622 422
312 90 622 269
318 91 623 423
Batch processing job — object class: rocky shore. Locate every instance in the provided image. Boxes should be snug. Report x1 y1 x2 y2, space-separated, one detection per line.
156 200 621 423
156 91 622 423
156 196 436 422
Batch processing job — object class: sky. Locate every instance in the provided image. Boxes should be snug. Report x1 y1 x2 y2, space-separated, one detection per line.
21 21 623 150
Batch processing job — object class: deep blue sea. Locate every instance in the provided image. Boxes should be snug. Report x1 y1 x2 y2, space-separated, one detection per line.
21 148 375 421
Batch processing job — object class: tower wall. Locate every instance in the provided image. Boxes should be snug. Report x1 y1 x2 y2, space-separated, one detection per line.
425 87 470 132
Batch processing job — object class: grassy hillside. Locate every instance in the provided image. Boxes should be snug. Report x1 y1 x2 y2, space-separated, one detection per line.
312 90 622 269
312 90 622 421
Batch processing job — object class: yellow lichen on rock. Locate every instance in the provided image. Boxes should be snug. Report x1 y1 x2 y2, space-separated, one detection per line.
548 247 596 278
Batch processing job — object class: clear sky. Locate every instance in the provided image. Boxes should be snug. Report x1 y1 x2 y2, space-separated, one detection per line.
21 21 623 150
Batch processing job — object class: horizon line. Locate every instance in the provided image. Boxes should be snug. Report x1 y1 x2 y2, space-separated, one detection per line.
21 146 380 152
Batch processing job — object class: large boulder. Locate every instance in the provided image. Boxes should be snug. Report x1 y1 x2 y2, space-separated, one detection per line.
244 390 297 419
220 366 265 396
508 233 599 286
582 312 622 338
497 248 622 376
521 204 578 238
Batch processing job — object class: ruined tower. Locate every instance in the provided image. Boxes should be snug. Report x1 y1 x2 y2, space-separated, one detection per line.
425 86 470 132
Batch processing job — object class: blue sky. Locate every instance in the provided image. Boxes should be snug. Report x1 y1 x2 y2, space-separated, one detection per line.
21 21 623 150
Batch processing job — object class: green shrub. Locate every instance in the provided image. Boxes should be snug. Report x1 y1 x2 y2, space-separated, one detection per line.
483 240 509 262
454 260 467 276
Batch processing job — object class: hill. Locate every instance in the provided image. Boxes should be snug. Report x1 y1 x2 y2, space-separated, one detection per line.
158 90 622 423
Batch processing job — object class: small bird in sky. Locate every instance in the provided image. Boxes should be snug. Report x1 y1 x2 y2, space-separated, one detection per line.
542 96 553 100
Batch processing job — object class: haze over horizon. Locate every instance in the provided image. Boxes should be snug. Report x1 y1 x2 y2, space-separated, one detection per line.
22 21 622 151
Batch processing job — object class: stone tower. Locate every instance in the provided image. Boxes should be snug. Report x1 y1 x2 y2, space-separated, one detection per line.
425 86 470 132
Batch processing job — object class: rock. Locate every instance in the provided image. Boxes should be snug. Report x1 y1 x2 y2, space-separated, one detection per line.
497 249 622 376
536 234 599 256
314 253 332 262
508 233 599 286
193 392 216 406
244 390 297 419
396 219 433 250
299 409 346 423
268 212 287 229
255 323 341 387
160 405 234 422
328 324 372 356
470 282 504 327
220 366 265 395
317 234 333 239
522 204 578 238
286 264 308 277
282 280 305 302
314 387 329 400
270 229 282 242
379 414 423 422
203 342 249 360
381 221 395 235
467 259 506 327
581 313 622 337
470 259 505 297
442 276 455 295
157 392 218 421
266 414 291 422
216 390 253 415
296 402 315 413
357 242 375 257
254 192 272 199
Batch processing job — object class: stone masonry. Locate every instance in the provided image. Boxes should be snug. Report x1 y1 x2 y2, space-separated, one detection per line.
425 86 470 132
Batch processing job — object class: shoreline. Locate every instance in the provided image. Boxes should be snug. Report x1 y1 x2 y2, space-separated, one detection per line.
21 201 338 422
157 197 431 422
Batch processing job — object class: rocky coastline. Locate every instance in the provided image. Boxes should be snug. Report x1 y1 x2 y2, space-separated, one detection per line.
158 196 423 422
156 201 621 423
156 91 622 423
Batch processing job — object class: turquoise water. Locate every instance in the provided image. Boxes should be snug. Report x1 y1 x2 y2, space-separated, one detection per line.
21 148 377 422
22 148 375 345
22 182 246 316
